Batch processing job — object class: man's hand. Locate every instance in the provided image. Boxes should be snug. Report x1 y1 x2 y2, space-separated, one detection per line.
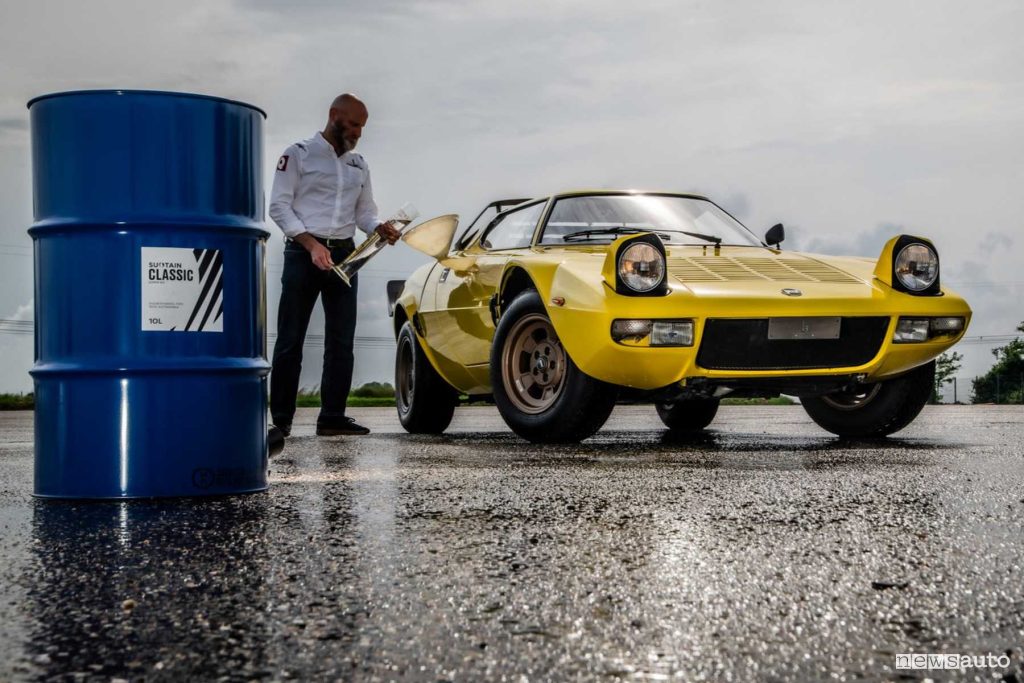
308 241 335 270
375 222 402 245
293 233 334 270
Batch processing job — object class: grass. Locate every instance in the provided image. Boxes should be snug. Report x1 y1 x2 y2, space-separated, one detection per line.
347 396 397 407
296 386 396 408
3 389 795 411
720 396 795 405
295 390 322 408
0 390 394 411
0 393 35 411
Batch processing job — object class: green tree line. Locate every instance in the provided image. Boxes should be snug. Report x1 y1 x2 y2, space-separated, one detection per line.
970 321 1024 404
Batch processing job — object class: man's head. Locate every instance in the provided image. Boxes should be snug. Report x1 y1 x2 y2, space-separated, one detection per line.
325 93 368 153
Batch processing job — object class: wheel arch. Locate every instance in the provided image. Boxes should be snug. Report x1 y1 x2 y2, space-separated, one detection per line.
498 265 538 316
393 304 409 339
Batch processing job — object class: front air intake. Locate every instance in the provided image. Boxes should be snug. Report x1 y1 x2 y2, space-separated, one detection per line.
696 317 889 370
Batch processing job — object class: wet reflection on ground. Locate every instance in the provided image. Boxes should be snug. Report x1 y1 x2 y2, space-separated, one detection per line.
1 406 1022 681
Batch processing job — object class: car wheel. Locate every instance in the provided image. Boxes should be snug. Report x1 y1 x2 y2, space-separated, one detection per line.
801 361 935 437
395 321 458 434
656 398 719 432
490 290 617 443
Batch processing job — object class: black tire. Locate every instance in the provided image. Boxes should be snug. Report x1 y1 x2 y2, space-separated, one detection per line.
490 290 617 443
395 321 458 434
656 398 720 432
801 361 935 438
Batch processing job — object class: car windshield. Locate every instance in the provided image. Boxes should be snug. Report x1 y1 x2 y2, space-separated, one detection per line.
538 195 761 247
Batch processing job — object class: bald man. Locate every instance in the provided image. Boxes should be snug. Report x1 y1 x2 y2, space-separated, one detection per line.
268 94 401 437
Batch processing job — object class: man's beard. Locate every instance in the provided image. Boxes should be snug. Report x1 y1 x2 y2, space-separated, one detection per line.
331 121 357 152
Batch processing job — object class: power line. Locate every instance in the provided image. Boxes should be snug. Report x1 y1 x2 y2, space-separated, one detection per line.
0 319 33 335
956 335 1020 345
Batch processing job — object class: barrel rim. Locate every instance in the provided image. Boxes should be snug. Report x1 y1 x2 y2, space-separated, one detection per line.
27 89 267 118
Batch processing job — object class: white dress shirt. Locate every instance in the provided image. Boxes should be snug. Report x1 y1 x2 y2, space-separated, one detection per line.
268 132 380 240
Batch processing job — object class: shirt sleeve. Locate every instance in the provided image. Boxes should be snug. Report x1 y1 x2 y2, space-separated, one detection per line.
354 164 380 236
268 145 307 238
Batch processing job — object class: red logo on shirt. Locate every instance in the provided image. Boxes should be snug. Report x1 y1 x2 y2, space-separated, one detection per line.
277 155 289 171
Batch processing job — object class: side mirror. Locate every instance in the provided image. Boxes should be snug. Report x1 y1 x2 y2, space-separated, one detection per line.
765 223 785 248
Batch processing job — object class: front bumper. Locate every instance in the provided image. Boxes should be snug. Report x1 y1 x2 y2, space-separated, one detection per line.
547 285 971 390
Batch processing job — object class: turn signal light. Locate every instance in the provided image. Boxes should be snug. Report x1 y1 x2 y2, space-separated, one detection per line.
893 316 966 343
611 319 694 346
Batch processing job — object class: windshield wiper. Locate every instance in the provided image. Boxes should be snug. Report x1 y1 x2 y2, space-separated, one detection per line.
562 227 685 243
561 227 649 242
561 226 724 245
671 230 722 245
560 226 724 245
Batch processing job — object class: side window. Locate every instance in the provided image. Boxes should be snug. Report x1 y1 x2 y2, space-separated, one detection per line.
481 202 545 250
455 206 500 251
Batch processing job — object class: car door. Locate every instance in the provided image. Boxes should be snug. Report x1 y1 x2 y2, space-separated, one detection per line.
428 201 547 368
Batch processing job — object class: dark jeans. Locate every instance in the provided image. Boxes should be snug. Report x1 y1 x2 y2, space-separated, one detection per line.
271 239 358 426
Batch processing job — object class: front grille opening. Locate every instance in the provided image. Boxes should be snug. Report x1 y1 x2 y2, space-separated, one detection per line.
696 317 889 370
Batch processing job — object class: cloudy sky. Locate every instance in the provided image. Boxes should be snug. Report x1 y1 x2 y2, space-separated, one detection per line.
0 0 1021 394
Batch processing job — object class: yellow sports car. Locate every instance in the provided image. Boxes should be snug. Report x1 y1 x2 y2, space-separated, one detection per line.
388 191 970 442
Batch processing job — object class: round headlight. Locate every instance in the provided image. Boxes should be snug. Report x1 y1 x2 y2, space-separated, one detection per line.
618 242 665 292
894 243 939 291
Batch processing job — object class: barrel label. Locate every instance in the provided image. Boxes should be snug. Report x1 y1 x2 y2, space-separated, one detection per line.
141 247 224 332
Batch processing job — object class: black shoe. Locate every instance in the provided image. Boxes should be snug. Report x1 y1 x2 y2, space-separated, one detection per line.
273 422 292 438
267 426 286 458
316 416 370 436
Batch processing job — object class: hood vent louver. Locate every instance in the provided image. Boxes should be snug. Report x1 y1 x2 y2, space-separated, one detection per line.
667 255 861 284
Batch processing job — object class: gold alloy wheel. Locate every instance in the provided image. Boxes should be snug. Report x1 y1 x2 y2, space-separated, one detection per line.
501 313 567 415
820 382 883 411
397 334 414 414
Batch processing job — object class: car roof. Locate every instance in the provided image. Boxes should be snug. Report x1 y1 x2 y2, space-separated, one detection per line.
487 191 714 220
547 189 711 202
471 190 732 250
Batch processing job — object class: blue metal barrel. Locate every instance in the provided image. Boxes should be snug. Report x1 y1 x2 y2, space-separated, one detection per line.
28 90 270 498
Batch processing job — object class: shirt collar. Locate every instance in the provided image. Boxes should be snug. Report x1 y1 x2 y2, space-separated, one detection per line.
315 131 350 158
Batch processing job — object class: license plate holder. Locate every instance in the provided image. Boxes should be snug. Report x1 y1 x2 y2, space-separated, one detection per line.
767 317 841 340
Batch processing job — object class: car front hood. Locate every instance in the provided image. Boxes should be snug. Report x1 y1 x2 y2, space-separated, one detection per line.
662 247 881 300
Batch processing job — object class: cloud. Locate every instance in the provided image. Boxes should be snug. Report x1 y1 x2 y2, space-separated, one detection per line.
978 231 1013 253
9 299 33 322
0 1 302 125
3 0 1024 389
715 192 753 223
0 118 27 131
0 117 28 144
792 222 898 258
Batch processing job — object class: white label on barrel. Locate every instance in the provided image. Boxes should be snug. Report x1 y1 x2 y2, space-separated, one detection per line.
141 247 224 332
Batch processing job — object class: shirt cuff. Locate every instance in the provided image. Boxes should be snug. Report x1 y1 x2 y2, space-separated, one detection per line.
356 217 381 236
278 217 308 239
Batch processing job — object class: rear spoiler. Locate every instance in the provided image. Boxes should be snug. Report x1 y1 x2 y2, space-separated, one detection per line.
386 280 404 317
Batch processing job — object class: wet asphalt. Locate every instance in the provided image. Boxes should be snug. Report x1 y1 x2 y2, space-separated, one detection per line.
1 405 1023 682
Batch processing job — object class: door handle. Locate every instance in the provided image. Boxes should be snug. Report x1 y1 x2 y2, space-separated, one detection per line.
439 268 451 283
